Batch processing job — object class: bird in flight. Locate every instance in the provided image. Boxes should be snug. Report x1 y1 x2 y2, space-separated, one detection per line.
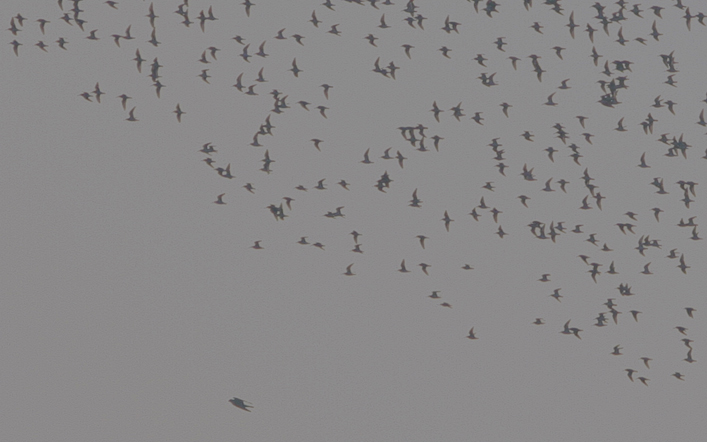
126 107 138 122
398 260 409 273
229 397 253 412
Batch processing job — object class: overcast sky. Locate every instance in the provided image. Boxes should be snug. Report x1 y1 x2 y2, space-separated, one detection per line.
1 0 706 441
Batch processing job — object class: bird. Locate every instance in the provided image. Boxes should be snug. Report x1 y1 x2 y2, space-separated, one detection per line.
625 369 636 382
229 397 253 412
344 264 355 276
290 58 303 78
321 84 333 99
560 320 572 335
685 350 696 363
500 102 511 117
419 263 431 275
117 94 131 110
467 328 478 340
310 10 321 27
641 263 652 275
409 189 422 208
174 104 185 122
126 107 138 122
430 101 443 122
416 235 427 249
256 41 268 58
361 149 373 164
146 3 159 27
640 357 652 369
291 34 304 45
379 14 389 28
678 254 690 274
615 118 627 132
398 260 410 273
242 0 253 16
133 49 145 73
396 151 406 168
442 211 453 232
328 24 341 36
10 40 22 56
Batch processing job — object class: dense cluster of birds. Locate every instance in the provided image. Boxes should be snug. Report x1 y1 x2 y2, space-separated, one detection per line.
8 0 707 403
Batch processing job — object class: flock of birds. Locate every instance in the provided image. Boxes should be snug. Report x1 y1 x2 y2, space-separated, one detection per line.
8 0 707 409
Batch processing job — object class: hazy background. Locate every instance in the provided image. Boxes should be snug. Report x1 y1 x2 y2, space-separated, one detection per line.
1 1 705 440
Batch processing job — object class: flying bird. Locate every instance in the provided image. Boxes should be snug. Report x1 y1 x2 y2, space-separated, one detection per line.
242 0 253 16
126 107 138 122
174 104 185 122
229 397 253 412
442 211 453 232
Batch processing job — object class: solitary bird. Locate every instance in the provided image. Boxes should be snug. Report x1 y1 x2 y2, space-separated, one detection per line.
229 397 253 412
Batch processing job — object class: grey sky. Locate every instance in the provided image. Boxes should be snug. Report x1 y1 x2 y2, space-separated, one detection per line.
1 0 706 440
